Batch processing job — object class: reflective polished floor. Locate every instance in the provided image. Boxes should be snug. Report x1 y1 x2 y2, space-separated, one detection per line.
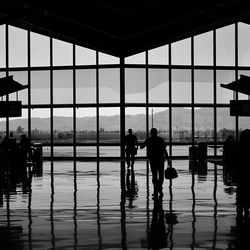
1 160 250 249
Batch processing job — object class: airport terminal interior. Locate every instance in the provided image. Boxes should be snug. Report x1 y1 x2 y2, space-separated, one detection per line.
1 1 250 249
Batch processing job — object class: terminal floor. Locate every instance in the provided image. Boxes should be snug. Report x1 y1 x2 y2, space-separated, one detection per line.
0 160 250 249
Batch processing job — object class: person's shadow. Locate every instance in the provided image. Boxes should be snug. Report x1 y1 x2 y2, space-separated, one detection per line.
125 167 138 208
148 197 167 249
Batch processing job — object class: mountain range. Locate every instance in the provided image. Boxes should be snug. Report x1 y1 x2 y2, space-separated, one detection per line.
0 108 242 132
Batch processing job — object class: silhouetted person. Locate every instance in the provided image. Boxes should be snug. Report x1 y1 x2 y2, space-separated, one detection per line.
125 129 138 168
148 198 167 249
8 132 16 152
0 137 9 183
223 134 237 167
225 135 234 143
19 134 32 158
236 129 250 220
140 128 170 198
0 136 9 150
0 134 17 179
17 134 32 183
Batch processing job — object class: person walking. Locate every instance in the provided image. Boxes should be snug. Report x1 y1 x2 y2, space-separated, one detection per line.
140 128 170 199
125 129 138 168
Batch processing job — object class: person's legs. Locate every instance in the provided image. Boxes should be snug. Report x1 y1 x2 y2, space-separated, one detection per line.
131 153 135 166
150 161 158 196
158 164 164 196
125 149 130 167
152 160 164 198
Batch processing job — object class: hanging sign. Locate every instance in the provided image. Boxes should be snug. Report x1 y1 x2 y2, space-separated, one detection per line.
0 101 22 117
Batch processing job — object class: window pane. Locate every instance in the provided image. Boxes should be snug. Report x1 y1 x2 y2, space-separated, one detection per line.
0 25 6 68
172 146 189 157
31 70 50 104
125 68 146 103
43 146 51 158
172 38 191 65
53 39 73 66
0 118 6 139
195 108 214 143
9 71 28 105
125 107 146 145
76 46 96 65
125 52 146 64
194 31 213 65
217 108 235 143
239 117 250 131
172 108 191 143
99 108 120 143
9 109 28 140
0 71 6 79
99 146 120 157
9 26 27 67
99 52 119 64
216 24 235 66
172 69 191 103
148 45 168 65
99 68 120 103
76 146 97 157
149 107 168 134
53 70 73 104
194 70 213 103
31 109 50 144
216 70 235 103
76 108 96 143
238 22 250 66
76 69 96 104
31 32 50 66
53 146 73 157
77 146 97 157
53 108 73 144
149 69 169 103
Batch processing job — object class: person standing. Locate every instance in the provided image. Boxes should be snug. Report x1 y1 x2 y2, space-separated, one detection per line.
140 128 170 198
125 129 138 168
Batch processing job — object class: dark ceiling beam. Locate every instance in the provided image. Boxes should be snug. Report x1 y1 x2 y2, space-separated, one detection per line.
1 0 250 57
0 0 123 40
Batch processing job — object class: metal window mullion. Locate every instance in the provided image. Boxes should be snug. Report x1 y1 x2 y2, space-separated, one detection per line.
191 36 195 145
235 22 239 140
27 31 31 139
213 29 217 156
96 51 99 158
5 24 9 137
73 44 76 160
50 37 54 158
145 52 150 222
120 57 125 158
169 44 172 157
146 51 149 136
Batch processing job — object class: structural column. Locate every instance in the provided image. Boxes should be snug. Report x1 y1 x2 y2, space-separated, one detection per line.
120 57 125 158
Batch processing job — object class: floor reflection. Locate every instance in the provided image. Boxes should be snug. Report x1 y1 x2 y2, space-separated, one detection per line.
148 197 168 249
125 166 139 209
0 159 249 249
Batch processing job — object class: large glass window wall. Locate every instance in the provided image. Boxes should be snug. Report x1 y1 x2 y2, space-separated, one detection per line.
1 22 250 158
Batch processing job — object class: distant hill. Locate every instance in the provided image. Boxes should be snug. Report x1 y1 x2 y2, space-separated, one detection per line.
0 108 241 132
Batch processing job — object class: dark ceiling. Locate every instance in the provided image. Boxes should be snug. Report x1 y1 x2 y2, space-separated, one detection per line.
1 0 250 58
